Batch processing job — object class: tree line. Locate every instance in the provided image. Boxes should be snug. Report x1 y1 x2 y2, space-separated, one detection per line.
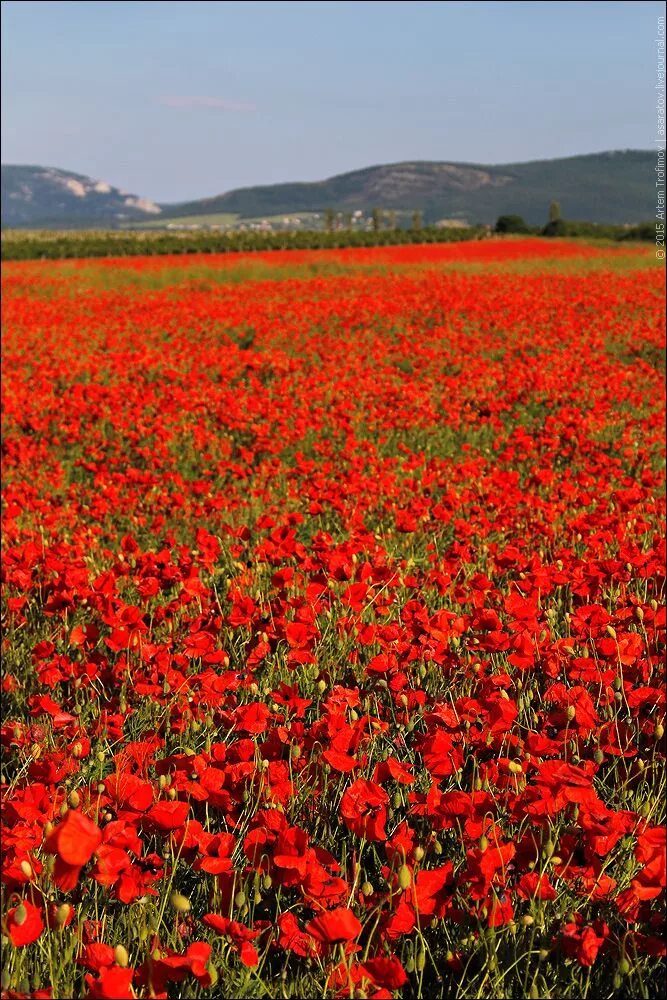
2 202 658 260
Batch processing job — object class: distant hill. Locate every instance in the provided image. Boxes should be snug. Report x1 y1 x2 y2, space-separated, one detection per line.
1 165 162 227
162 151 654 226
1 151 655 228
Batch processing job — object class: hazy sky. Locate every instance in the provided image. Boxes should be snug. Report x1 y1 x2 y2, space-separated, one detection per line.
1 1 663 203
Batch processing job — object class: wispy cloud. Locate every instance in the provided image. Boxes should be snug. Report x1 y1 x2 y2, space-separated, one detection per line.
159 96 257 113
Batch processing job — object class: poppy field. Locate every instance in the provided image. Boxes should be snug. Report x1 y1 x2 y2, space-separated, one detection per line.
1 239 665 999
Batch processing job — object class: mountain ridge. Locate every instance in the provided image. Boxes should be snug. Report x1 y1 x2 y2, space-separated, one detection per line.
1 164 162 228
2 150 655 228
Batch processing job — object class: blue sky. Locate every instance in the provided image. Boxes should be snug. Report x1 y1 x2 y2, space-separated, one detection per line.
1 1 663 202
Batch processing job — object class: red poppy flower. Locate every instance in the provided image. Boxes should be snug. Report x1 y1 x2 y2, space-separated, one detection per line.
6 899 44 946
306 907 362 944
85 966 134 999
340 778 389 841
44 810 102 890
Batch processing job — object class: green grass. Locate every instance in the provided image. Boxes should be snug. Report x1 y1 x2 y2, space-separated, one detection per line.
128 212 241 229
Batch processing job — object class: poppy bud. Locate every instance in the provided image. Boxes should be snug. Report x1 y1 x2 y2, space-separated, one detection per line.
618 958 631 976
415 949 426 972
14 903 27 926
234 891 247 908
393 791 402 809
543 839 555 859
317 680 327 695
413 846 425 862
262 874 272 890
170 892 191 913
56 903 72 927
405 956 415 974
208 964 219 988
20 860 33 880
521 914 534 926
479 835 489 852
361 881 374 897
114 945 129 968
606 625 617 640
508 760 523 774
398 864 412 890
635 607 644 622
594 749 604 765
68 790 81 809
168 788 177 800
655 722 664 740
253 889 262 905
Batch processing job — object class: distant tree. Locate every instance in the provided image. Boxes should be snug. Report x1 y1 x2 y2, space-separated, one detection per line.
371 208 382 232
541 201 566 236
387 210 397 230
324 208 335 232
494 214 530 234
411 210 423 231
548 201 562 223
343 212 352 229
